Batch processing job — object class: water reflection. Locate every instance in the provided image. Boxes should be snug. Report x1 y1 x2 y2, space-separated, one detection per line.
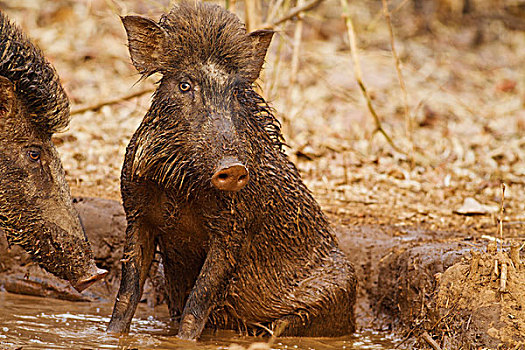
0 292 398 349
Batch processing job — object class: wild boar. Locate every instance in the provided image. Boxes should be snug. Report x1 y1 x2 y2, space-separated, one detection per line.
108 2 356 339
0 11 106 292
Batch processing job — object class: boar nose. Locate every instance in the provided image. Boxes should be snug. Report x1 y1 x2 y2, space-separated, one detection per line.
71 267 108 292
212 160 249 192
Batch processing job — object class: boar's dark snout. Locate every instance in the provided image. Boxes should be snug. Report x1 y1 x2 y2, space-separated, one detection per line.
71 266 108 292
211 157 249 192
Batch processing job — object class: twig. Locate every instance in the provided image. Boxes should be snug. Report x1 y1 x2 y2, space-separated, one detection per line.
339 0 405 155
469 249 480 277
289 0 304 86
498 182 506 251
266 0 285 25
244 0 261 32
391 0 411 14
421 331 442 350
225 0 237 13
481 235 503 244
267 24 287 99
499 262 508 292
71 87 154 115
381 0 412 142
103 0 125 16
394 328 414 348
284 0 305 138
262 0 324 29
510 241 521 270
365 0 411 32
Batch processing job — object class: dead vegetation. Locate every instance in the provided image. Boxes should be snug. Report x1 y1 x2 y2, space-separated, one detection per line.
5 0 523 235
2 0 525 347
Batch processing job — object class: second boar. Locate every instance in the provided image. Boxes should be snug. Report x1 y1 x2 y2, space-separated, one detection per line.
0 11 106 292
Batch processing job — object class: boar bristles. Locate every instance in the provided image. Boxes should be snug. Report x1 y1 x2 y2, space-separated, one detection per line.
0 11 70 134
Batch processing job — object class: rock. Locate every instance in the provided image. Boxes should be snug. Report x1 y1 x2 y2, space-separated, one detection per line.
454 197 498 215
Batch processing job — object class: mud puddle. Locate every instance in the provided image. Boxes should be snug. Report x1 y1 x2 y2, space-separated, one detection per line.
0 292 399 350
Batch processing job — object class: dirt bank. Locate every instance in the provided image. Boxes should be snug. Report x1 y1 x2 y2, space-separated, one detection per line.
358 225 525 349
2 198 523 348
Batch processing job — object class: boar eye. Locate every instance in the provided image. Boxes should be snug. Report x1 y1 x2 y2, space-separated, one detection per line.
179 82 191 92
27 149 41 162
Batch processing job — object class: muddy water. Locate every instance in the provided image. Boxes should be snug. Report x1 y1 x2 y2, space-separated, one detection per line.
0 292 398 350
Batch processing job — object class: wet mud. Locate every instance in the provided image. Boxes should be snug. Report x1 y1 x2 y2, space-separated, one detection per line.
360 227 525 349
1 198 524 348
0 291 401 350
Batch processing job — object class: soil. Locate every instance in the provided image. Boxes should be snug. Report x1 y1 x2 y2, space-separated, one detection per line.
3 198 524 348
1 0 524 348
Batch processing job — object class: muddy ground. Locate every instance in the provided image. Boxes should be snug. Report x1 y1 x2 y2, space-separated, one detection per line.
1 0 524 348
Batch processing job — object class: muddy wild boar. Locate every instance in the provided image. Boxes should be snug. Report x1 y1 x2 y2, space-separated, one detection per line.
0 11 107 291
108 2 357 339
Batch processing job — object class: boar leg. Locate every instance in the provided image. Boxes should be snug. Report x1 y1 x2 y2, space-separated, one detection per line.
177 239 236 340
273 253 356 337
160 247 205 321
107 220 156 333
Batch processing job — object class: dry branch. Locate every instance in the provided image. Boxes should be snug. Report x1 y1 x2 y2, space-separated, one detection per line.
391 0 411 14
244 0 261 32
421 331 442 350
339 0 404 155
499 262 508 292
225 0 237 13
284 0 305 137
262 0 324 29
266 0 285 25
510 242 521 270
71 87 154 116
267 28 287 99
381 0 412 140
498 183 506 250
469 249 480 276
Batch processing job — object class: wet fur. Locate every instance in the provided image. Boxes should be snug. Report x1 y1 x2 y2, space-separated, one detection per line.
0 11 97 283
109 1 356 338
0 12 69 133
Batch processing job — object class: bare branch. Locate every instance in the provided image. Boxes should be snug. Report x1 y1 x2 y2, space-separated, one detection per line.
381 0 412 141
71 87 154 116
262 0 324 29
421 331 442 350
339 0 405 155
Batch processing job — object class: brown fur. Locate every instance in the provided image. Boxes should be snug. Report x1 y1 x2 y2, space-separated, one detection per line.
0 12 69 133
108 2 356 339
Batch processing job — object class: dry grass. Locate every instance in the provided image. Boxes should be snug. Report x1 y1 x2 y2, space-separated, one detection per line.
3 0 525 242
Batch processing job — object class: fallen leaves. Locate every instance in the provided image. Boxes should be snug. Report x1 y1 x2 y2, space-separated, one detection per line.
3 0 523 236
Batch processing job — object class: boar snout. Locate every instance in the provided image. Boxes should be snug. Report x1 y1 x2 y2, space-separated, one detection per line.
211 157 249 192
71 265 108 292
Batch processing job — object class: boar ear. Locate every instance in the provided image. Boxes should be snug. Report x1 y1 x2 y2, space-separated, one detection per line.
121 15 167 76
0 76 14 118
246 29 274 83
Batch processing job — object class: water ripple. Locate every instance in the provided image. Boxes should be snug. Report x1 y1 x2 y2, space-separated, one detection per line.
0 292 401 349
